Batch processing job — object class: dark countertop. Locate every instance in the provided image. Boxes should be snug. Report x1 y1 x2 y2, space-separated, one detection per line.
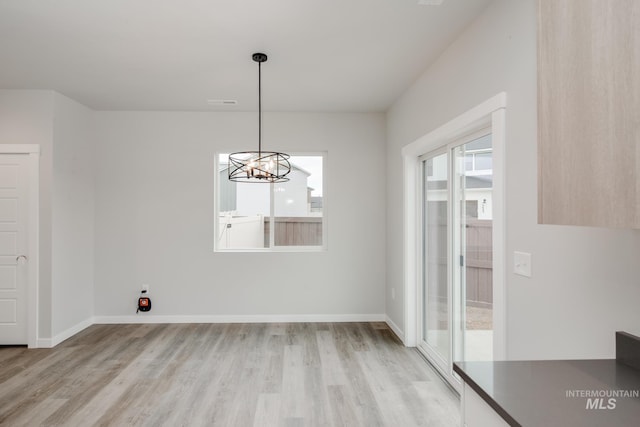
454 359 640 427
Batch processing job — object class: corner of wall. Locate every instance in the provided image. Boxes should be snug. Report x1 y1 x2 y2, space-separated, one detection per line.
50 92 96 338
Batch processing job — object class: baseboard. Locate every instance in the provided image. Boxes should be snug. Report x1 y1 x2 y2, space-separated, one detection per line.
51 317 94 347
37 314 386 346
35 317 94 348
385 315 405 343
36 338 53 348
93 313 386 324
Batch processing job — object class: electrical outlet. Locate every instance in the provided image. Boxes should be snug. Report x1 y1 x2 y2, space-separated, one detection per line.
391 287 395 300
142 284 149 293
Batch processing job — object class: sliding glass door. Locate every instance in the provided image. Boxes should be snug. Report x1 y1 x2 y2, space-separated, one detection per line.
419 130 494 390
422 151 450 371
456 133 494 364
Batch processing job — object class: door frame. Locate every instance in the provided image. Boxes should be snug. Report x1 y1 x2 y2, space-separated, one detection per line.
0 145 40 348
401 93 507 361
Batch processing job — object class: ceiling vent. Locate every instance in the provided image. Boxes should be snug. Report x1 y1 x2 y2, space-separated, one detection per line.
417 0 445 5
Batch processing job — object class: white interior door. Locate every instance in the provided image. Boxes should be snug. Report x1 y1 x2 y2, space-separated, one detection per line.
0 154 30 345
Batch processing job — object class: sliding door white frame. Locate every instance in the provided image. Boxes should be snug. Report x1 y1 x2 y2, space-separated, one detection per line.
402 93 507 362
417 147 452 380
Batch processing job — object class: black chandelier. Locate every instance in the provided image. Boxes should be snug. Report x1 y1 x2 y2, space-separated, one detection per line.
228 53 291 183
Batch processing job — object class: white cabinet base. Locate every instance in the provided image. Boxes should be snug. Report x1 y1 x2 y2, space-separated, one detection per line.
462 383 510 427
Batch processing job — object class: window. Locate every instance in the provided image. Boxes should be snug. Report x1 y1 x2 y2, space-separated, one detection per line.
462 133 493 174
215 153 326 251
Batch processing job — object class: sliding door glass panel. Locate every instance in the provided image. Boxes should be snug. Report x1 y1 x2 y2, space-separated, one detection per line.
423 152 450 364
454 133 493 362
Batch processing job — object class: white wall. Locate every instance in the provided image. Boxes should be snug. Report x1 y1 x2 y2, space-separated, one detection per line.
93 112 386 319
0 90 96 344
386 0 640 359
51 93 95 338
0 90 54 339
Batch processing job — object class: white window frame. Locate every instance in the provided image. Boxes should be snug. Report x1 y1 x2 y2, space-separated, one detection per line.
214 151 327 252
401 93 507 361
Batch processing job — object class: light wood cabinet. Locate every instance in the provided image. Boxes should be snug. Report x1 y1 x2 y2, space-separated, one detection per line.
537 0 640 228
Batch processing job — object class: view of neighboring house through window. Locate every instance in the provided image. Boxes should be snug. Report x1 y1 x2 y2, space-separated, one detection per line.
425 134 493 222
216 153 325 250
461 134 493 221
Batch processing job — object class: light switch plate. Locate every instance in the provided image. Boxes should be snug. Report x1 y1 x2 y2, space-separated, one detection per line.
514 251 532 277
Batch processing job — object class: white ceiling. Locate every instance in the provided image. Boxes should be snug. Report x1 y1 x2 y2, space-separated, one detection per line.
0 0 492 112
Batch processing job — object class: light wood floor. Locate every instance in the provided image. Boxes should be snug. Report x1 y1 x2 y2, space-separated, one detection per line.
0 323 459 427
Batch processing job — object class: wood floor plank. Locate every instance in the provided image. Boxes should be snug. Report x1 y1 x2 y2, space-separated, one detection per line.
253 393 281 427
281 345 305 419
0 323 460 427
0 348 79 424
301 365 332 427
326 384 363 426
113 325 217 427
59 324 185 426
355 349 410 426
9 398 66 427
0 348 51 384
316 330 348 386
